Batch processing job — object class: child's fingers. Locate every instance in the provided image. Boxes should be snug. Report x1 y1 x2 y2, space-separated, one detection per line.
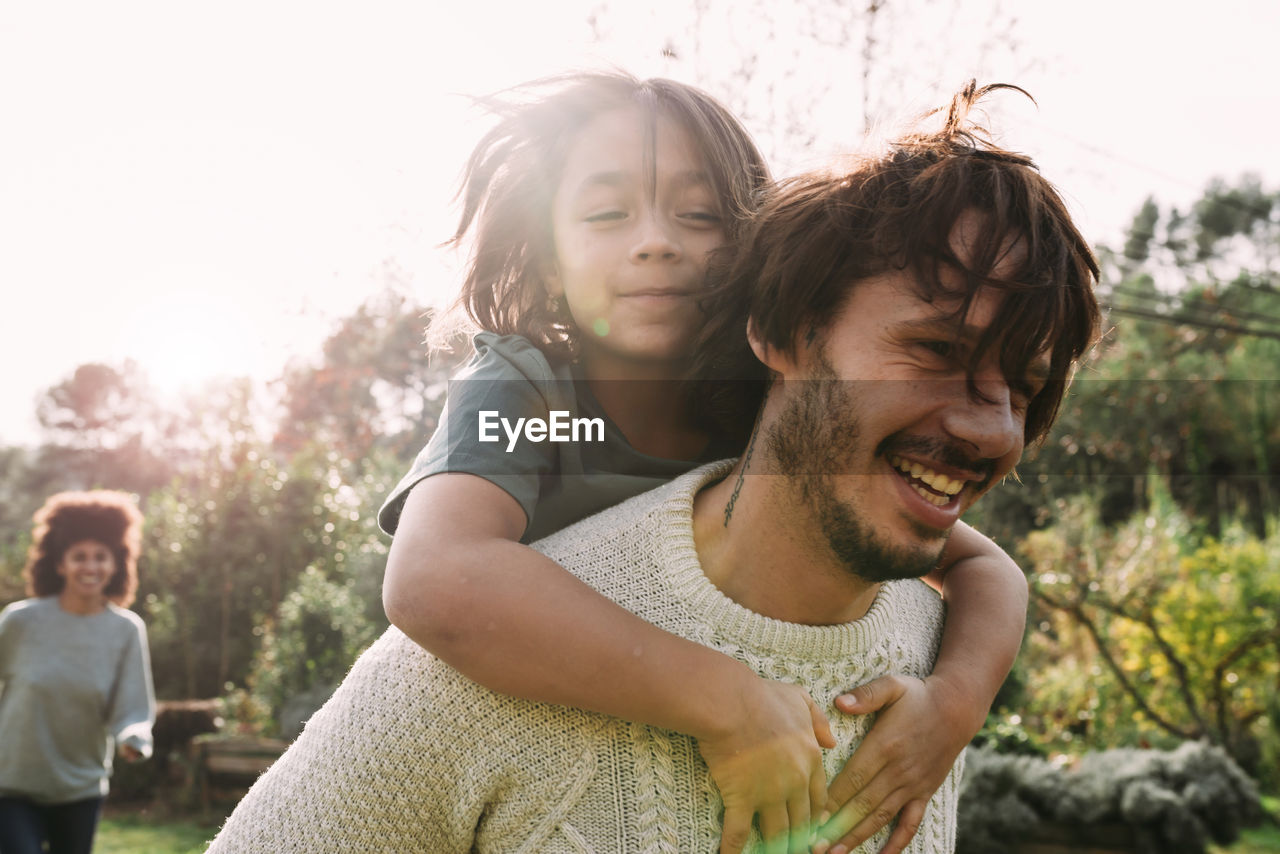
805 692 837 748
872 799 926 854
809 763 829 829
821 771 908 852
786 793 810 854
834 674 907 715
826 739 889 814
718 804 751 854
758 804 789 854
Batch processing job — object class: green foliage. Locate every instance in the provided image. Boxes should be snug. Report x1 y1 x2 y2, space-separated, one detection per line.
973 713 1048 758
970 176 1280 547
139 435 395 699
244 565 380 734
1020 481 1280 783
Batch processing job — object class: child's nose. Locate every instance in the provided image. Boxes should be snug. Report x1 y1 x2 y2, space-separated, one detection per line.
629 215 682 263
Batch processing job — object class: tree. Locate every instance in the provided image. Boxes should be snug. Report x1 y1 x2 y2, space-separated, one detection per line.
31 361 175 495
1020 481 1280 783
967 177 1280 546
586 0 1030 170
275 287 456 463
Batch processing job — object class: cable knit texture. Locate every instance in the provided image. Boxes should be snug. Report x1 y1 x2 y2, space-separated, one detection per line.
208 462 960 853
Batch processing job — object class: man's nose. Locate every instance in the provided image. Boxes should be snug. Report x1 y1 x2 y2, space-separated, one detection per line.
940 375 1022 462
629 214 682 263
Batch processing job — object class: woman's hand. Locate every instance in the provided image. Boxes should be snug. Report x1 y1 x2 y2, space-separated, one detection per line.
697 676 836 854
813 674 980 854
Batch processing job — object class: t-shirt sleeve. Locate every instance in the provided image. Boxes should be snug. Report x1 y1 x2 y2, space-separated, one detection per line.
377 334 562 537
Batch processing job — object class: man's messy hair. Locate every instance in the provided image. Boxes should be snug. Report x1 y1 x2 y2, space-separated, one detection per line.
692 81 1101 446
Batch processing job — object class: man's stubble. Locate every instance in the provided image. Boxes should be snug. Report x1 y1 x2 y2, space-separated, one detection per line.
765 366 950 584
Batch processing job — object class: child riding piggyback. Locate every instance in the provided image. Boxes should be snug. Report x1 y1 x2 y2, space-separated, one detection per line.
378 72 1028 854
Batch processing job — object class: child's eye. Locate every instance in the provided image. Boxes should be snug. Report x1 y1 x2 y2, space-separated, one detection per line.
678 210 722 228
584 210 627 223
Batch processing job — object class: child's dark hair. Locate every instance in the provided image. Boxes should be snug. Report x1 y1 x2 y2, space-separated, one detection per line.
447 71 771 361
693 82 1101 446
24 490 144 607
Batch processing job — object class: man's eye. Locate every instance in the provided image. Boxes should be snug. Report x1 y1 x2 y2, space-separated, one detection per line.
919 340 956 359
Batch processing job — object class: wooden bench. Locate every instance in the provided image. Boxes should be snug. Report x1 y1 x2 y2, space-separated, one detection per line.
189 735 288 809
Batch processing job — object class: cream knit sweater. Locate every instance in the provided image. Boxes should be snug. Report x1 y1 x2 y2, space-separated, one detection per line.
208 463 958 853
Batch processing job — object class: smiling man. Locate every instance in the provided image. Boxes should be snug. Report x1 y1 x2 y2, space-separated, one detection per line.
208 83 1098 854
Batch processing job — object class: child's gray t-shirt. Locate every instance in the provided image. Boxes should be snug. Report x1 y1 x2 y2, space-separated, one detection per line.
378 333 730 543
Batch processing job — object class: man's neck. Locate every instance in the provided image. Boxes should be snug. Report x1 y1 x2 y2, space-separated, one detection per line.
691 457 883 626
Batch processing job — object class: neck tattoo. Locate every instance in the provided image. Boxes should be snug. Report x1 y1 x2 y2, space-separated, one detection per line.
723 410 763 527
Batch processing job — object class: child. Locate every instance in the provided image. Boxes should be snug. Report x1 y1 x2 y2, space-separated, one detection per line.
379 72 1025 854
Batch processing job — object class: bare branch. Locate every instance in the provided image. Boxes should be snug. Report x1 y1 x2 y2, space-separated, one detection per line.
1034 588 1199 740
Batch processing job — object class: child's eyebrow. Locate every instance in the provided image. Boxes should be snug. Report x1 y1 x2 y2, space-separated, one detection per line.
574 169 711 193
574 171 630 192
668 170 713 190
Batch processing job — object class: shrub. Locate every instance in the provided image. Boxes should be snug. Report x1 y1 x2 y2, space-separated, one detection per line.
243 566 379 735
958 741 1264 854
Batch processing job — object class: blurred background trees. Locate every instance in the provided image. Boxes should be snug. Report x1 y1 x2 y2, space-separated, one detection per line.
966 175 1280 796
0 288 452 732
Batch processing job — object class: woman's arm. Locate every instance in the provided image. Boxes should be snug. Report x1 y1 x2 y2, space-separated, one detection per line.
109 614 156 761
384 473 834 854
813 520 1027 854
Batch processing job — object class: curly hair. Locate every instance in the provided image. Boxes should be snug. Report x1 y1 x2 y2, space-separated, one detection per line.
23 490 144 607
441 71 771 362
692 82 1100 447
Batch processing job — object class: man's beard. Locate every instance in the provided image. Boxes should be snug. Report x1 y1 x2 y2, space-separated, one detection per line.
765 370 948 584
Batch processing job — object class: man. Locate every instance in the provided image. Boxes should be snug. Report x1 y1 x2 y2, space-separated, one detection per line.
208 84 1098 854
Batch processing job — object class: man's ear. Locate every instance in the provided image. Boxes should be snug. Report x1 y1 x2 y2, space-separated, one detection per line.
747 317 798 377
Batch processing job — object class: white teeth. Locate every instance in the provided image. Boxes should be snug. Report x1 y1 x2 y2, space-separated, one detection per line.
889 455 964 498
910 483 950 506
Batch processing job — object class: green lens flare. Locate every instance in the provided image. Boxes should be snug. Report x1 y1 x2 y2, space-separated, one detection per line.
592 318 610 337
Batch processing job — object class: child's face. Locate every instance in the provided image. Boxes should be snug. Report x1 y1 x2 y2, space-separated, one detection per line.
546 106 724 372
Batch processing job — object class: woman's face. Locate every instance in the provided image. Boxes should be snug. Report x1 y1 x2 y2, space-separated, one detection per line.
57 539 115 601
546 106 724 373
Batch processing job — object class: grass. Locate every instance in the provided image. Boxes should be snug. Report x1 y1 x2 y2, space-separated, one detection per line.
1211 796 1280 854
96 803 224 854
95 796 1280 853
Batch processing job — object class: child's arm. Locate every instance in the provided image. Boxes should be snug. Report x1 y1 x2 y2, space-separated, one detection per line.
812 520 1027 854
384 472 835 854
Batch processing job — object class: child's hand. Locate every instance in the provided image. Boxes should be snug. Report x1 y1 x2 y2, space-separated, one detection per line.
813 674 979 854
697 677 836 854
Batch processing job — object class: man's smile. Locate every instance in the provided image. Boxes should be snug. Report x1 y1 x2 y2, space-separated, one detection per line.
889 454 965 507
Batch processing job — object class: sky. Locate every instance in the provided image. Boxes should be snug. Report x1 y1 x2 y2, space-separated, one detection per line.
2 0 1277 446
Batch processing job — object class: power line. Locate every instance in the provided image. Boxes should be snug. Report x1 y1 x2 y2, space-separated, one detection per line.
1102 303 1280 343
1107 286 1280 330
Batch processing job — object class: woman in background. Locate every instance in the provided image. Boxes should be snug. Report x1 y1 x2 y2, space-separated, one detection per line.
0 491 155 854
